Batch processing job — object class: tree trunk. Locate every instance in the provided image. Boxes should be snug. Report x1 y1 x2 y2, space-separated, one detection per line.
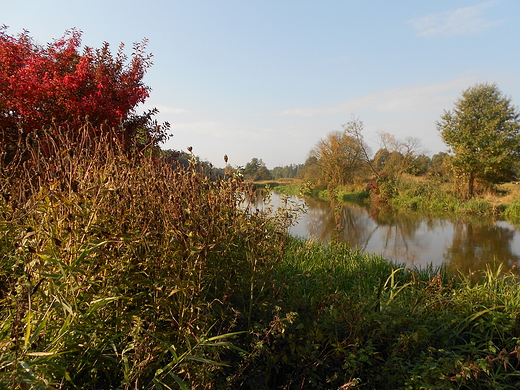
468 171 475 198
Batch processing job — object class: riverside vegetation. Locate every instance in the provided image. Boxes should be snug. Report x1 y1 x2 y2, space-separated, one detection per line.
2 28 520 390
270 174 520 223
1 128 520 389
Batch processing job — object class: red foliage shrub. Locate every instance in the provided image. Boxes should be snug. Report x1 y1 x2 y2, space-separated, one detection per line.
0 27 167 160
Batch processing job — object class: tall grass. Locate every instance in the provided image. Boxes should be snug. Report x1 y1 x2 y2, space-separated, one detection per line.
2 128 520 389
229 238 520 389
0 126 291 389
504 201 520 223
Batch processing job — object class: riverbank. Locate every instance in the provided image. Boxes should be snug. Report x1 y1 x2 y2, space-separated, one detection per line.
267 178 520 223
255 238 520 389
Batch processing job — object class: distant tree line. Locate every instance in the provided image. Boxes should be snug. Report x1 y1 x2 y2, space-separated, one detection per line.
243 132 450 183
241 83 520 200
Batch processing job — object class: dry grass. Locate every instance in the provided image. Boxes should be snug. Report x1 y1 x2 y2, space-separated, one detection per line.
0 125 292 389
483 182 520 207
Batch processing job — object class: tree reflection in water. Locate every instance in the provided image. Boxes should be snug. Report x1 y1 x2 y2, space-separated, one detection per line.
269 193 520 274
443 219 520 276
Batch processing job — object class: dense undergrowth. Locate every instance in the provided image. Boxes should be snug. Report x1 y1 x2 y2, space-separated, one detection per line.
263 240 520 389
2 129 520 389
0 127 292 389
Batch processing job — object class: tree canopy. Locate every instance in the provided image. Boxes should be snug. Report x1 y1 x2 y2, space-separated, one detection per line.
0 27 166 159
437 83 520 197
243 157 272 181
310 118 369 187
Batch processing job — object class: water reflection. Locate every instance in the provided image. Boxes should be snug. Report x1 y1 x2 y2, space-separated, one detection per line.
444 220 520 275
268 192 520 273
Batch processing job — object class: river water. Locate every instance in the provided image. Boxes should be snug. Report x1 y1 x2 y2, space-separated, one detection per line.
264 192 520 274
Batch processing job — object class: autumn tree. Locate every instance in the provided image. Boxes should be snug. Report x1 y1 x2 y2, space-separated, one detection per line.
310 118 369 187
437 83 520 197
0 27 166 160
298 156 320 182
375 133 423 176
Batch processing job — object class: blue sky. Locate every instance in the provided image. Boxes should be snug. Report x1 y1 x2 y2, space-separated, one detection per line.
5 0 520 168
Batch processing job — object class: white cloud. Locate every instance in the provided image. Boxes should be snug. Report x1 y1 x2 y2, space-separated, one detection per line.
279 77 477 117
409 1 503 37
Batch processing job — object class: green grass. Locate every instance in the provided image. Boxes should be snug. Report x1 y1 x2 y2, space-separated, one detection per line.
504 201 520 223
232 238 520 389
272 183 302 196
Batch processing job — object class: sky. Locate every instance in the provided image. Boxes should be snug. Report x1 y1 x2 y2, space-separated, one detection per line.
4 0 520 168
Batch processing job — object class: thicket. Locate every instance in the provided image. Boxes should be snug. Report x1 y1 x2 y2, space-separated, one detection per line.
0 126 292 389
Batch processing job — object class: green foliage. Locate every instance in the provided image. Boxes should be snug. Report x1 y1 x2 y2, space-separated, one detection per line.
387 176 506 216
272 184 302 197
243 157 272 181
437 83 520 198
271 164 304 180
504 201 520 223
431 152 450 177
406 154 431 176
338 189 370 203
459 198 498 215
232 239 520 389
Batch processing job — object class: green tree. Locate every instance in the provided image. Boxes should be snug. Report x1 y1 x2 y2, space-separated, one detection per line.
256 165 273 181
437 83 520 197
271 164 303 179
243 157 272 181
243 157 262 180
431 152 449 176
407 154 431 176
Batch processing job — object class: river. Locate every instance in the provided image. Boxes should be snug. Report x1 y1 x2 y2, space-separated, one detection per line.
263 192 520 274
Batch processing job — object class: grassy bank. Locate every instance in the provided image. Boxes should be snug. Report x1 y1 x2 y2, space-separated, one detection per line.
241 239 520 389
272 178 520 222
2 132 520 389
